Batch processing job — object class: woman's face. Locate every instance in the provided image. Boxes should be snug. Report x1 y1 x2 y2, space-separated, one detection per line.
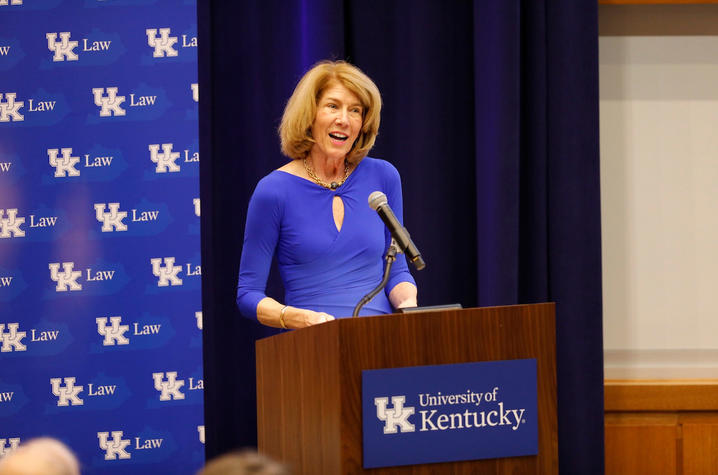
310 82 363 162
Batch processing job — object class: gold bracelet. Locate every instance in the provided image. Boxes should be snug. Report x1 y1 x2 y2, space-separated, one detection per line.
279 305 289 329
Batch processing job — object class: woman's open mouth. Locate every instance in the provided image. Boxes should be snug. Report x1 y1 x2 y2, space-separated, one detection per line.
328 132 348 144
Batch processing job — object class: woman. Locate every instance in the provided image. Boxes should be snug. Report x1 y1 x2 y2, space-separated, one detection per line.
236 60 417 329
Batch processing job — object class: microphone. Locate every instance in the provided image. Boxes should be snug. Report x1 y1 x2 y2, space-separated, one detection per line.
368 191 425 270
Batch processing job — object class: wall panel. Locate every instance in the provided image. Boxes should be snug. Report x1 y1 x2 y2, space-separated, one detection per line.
0 1 203 473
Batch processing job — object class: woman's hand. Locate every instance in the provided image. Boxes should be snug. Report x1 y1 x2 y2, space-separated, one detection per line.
293 308 335 328
256 297 334 329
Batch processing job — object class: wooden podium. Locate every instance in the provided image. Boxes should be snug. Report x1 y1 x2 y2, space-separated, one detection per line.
256 303 558 474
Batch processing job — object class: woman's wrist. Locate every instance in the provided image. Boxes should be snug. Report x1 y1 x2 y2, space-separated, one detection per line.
279 305 289 329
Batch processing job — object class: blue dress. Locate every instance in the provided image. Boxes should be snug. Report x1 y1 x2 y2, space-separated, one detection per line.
236 157 416 319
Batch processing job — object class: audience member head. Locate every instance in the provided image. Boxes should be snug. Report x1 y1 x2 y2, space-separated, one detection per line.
198 449 288 475
0 437 80 475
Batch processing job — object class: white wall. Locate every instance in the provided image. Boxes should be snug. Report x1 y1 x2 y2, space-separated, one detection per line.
599 5 718 378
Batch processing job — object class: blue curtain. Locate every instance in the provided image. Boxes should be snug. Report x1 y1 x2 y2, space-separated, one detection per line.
199 1 603 472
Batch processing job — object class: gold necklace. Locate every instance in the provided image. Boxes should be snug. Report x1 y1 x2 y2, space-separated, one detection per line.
303 158 350 190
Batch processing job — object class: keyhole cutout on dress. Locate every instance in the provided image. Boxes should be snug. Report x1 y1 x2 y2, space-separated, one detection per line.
332 196 344 232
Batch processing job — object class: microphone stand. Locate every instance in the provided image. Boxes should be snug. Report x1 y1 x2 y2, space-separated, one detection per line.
352 239 400 317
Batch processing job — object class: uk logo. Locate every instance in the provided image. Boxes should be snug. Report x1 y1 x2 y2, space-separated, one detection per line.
150 257 182 287
48 262 82 292
146 28 178 58
149 143 180 173
92 87 125 117
48 148 81 177
152 371 185 401
0 93 24 122
0 323 27 352
46 32 78 62
50 377 84 406
97 431 131 460
0 438 20 457
96 316 129 346
374 396 415 434
0 209 25 238
94 203 127 232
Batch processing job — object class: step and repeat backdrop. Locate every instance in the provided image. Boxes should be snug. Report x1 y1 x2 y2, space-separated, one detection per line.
0 1 204 473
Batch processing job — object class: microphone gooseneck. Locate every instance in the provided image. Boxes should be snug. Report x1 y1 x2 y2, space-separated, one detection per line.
352 241 398 317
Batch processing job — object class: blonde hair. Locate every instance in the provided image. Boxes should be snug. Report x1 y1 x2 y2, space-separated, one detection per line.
0 438 80 475
279 60 382 163
197 449 288 475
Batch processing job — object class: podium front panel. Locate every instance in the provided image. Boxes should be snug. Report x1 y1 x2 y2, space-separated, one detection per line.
257 303 558 474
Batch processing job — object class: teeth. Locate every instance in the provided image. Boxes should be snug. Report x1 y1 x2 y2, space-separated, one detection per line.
329 132 348 139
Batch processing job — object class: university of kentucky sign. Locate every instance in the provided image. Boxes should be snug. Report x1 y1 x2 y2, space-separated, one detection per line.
362 359 538 468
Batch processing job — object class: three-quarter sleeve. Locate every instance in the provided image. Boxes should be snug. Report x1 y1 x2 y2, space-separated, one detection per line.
236 178 283 320
381 162 417 295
